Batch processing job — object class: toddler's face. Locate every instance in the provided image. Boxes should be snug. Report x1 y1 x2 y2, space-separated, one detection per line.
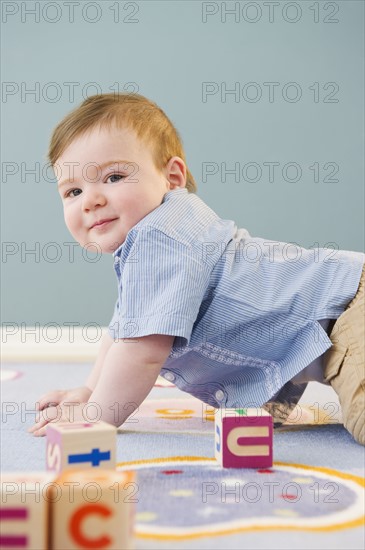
55 125 185 253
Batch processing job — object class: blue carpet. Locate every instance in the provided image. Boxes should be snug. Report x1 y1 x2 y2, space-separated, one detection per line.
1 363 364 549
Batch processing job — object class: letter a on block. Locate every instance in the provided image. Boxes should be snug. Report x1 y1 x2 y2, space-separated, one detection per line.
215 408 273 468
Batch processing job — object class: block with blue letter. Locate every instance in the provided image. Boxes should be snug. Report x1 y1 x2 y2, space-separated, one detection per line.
0 471 55 549
215 408 273 468
46 421 116 473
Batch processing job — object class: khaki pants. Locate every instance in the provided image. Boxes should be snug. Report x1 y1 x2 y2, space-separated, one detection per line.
323 263 365 445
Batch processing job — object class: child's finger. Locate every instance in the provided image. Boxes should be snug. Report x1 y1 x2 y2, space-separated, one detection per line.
28 416 48 433
36 400 59 412
36 391 64 411
28 423 43 434
28 406 60 433
33 426 47 437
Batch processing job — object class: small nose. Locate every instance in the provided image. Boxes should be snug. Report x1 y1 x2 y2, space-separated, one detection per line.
82 187 107 211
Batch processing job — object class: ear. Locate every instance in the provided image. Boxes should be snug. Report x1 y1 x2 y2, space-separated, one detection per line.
164 156 187 190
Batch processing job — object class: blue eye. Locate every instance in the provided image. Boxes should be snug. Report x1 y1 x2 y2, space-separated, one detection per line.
65 188 82 198
107 174 125 183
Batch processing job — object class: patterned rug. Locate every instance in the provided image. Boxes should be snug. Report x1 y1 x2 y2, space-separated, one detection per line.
1 364 364 549
118 458 364 540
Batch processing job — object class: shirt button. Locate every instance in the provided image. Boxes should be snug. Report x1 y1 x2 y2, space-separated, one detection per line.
164 372 175 382
215 390 225 402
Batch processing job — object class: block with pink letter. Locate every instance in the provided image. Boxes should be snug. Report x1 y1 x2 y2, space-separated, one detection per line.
0 471 55 549
215 408 273 468
46 421 116 473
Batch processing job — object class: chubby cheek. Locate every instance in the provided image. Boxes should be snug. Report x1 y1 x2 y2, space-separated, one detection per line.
127 193 162 224
63 205 85 242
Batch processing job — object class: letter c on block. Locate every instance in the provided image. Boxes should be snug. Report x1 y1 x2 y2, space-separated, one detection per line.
70 503 112 548
227 426 269 456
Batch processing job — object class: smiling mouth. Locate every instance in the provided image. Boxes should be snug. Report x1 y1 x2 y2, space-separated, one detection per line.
90 219 118 230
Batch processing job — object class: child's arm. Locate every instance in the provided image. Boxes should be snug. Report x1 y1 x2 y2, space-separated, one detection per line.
86 330 115 390
88 334 175 426
31 330 114 417
30 334 175 435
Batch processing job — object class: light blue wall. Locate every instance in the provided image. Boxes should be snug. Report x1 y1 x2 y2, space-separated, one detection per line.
2 0 364 329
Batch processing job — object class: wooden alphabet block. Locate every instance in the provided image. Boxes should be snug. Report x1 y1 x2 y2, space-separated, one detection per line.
46 421 116 473
215 408 273 468
0 471 55 549
51 469 136 550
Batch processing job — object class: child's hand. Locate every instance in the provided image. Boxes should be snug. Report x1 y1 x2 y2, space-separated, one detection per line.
28 386 92 437
34 386 92 413
28 402 89 437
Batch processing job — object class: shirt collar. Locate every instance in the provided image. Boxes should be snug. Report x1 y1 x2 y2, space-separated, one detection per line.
112 187 188 260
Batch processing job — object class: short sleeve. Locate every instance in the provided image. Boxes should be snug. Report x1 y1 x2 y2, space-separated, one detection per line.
108 228 211 345
108 298 120 338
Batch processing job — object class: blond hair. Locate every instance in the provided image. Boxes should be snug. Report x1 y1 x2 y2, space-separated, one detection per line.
47 93 197 193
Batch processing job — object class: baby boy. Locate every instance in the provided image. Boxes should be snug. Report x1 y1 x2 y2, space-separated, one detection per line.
29 93 365 445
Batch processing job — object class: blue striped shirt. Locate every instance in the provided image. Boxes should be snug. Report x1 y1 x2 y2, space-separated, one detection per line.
108 188 365 409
